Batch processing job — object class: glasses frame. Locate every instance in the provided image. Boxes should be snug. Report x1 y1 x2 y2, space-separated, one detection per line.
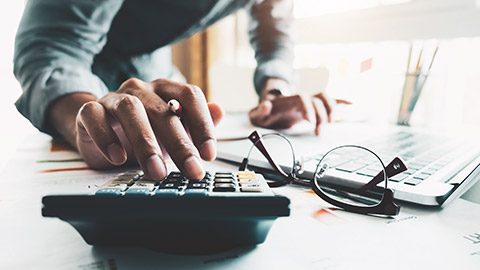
240 130 405 216
312 145 400 216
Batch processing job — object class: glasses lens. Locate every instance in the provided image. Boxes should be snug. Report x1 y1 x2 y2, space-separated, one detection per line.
313 146 387 207
246 133 295 180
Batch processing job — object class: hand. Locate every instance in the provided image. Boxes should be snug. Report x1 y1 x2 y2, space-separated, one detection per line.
49 78 224 180
249 92 350 135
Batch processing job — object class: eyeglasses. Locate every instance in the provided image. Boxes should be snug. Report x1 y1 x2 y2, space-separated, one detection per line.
239 130 408 216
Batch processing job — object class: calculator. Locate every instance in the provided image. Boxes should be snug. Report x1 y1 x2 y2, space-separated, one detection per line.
42 170 290 254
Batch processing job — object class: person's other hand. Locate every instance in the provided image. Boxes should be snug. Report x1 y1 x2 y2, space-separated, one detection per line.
74 78 224 180
249 80 350 135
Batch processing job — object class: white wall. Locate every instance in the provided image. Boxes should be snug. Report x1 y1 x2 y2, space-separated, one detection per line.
0 2 37 171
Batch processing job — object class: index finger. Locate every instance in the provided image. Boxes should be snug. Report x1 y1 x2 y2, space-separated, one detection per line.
151 79 216 161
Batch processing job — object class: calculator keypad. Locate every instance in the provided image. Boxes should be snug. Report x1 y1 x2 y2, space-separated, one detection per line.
95 170 270 197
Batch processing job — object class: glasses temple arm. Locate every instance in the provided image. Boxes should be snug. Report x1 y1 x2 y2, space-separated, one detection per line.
243 131 290 179
359 157 408 192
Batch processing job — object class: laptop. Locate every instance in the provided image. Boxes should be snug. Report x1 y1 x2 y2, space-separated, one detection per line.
216 118 480 206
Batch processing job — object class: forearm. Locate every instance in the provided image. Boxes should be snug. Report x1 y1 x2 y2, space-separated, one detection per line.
248 0 294 94
47 93 97 148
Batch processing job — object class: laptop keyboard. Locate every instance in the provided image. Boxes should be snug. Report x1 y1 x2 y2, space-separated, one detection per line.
309 131 470 186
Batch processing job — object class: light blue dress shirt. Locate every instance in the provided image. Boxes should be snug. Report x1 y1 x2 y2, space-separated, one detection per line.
14 0 294 134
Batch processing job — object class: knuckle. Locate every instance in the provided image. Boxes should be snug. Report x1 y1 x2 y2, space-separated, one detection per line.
132 134 157 151
115 94 142 110
180 84 204 100
120 78 144 90
168 137 195 158
151 78 168 86
79 101 102 116
145 103 167 116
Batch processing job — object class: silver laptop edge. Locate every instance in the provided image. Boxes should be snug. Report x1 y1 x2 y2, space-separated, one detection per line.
216 125 480 207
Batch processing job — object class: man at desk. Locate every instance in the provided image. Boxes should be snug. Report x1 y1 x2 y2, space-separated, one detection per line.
14 0 345 181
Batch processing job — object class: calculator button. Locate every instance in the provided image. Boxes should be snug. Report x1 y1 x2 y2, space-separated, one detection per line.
238 171 255 175
116 174 138 180
136 180 160 186
240 184 262 192
164 178 187 185
168 172 183 179
155 188 179 196
110 179 135 186
104 183 128 191
96 188 122 196
214 178 235 184
215 172 234 177
118 173 140 181
111 176 135 186
238 175 256 180
213 183 236 192
160 183 180 189
187 183 207 189
130 183 155 191
195 178 211 184
239 179 259 184
125 189 152 196
184 189 208 196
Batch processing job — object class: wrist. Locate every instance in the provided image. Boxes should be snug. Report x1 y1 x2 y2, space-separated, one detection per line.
47 92 97 148
259 78 290 101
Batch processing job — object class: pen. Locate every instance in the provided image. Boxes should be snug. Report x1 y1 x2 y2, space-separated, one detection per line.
168 99 182 116
407 45 439 113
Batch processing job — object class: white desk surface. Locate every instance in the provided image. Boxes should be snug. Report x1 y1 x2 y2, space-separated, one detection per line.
1 115 480 269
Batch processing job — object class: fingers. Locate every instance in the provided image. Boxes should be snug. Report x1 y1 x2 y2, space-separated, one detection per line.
249 100 273 127
118 78 207 180
314 93 333 122
76 101 127 166
150 80 216 162
311 97 328 136
98 91 167 180
336 99 352 105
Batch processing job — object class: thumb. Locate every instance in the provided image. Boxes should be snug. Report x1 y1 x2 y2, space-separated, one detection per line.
207 102 225 126
254 100 273 117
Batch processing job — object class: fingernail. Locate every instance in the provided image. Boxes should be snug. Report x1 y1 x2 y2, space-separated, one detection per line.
146 155 167 180
107 143 126 165
184 156 205 180
200 139 216 161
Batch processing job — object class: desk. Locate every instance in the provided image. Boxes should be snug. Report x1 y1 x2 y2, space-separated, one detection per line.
1 116 480 269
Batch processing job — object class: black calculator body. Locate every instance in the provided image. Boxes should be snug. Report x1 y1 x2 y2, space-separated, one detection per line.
42 170 290 254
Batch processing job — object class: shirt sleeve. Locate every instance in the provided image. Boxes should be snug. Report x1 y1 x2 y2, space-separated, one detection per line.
14 0 125 134
248 0 294 95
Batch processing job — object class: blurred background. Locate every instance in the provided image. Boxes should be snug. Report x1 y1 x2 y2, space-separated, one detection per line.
2 0 480 170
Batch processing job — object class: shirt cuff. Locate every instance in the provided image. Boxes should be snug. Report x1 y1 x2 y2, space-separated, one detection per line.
253 58 294 95
15 64 109 135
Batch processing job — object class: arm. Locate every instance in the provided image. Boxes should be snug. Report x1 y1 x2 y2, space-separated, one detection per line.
248 0 294 96
247 0 350 134
14 0 124 137
14 0 221 180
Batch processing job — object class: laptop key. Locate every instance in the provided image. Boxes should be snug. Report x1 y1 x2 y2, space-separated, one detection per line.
389 174 408 182
335 161 367 173
404 179 422 186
